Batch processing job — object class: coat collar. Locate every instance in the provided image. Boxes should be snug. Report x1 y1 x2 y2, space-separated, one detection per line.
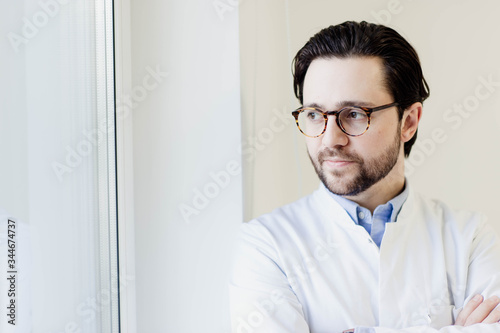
313 181 417 227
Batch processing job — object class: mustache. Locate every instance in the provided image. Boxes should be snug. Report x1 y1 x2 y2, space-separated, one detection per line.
317 148 362 164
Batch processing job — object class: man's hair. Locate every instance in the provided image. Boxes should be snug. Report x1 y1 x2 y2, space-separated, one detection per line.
292 21 430 157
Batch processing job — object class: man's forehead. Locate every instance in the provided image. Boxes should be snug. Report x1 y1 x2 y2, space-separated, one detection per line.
303 100 379 109
302 56 391 107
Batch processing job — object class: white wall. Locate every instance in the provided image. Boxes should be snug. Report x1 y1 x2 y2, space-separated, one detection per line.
130 1 242 332
240 0 500 236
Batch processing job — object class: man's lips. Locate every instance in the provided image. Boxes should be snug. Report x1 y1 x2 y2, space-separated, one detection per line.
322 159 355 168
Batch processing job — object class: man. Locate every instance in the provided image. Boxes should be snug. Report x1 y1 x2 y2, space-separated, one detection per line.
229 21 500 332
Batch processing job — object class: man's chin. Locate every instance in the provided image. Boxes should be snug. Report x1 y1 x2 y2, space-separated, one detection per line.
320 174 358 196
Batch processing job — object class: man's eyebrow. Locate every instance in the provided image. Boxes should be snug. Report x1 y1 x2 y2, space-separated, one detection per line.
303 100 377 110
302 102 325 109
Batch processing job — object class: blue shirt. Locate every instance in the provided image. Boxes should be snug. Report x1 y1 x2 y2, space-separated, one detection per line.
323 183 409 248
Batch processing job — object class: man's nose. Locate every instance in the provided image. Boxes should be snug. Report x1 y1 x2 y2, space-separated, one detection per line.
321 116 349 147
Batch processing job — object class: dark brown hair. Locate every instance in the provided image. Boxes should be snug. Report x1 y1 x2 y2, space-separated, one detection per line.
292 21 430 157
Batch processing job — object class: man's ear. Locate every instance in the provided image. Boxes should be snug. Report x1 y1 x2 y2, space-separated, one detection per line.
400 102 422 143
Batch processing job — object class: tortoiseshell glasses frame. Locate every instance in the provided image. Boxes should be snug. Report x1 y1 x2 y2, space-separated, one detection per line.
291 102 399 138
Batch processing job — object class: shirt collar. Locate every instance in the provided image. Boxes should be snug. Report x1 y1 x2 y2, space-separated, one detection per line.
388 182 409 222
320 180 410 224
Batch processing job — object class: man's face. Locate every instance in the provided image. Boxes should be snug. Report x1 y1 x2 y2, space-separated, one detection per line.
303 56 403 196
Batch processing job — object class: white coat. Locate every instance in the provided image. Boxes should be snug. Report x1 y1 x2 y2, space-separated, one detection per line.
229 184 500 332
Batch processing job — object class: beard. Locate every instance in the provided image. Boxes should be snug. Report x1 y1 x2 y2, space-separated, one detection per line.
309 127 401 197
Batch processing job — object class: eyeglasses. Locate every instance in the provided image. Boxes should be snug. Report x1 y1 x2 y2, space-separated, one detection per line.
291 102 399 137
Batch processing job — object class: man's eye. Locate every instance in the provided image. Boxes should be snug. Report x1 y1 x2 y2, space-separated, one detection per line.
344 109 366 120
306 111 323 121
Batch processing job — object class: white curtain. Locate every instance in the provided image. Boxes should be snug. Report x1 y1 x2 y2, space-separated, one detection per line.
0 0 118 332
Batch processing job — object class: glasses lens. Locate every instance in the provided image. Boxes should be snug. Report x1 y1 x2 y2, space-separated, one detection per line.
339 107 368 136
297 109 325 137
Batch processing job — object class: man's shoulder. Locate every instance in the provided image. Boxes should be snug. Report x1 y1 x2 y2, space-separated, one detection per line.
247 190 318 223
240 189 326 239
407 189 487 231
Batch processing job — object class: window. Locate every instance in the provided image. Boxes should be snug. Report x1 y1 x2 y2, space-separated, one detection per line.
1 1 119 332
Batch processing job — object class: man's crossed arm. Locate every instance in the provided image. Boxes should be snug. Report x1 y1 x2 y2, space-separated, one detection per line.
346 295 500 333
455 295 500 326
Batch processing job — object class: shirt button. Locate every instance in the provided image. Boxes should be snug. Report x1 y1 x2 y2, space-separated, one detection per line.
358 211 365 219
